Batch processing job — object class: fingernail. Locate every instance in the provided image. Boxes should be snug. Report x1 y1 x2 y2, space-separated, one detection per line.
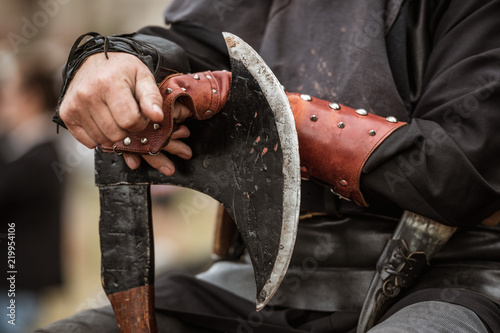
179 153 191 160
153 104 163 116
159 166 174 176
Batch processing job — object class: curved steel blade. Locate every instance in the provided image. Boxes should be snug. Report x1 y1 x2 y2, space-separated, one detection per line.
95 33 301 313
223 32 301 310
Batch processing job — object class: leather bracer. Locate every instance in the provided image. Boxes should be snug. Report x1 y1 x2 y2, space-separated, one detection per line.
287 93 407 206
99 70 231 155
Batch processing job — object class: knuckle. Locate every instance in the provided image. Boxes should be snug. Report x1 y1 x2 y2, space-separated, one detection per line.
107 130 127 143
99 136 114 147
74 87 93 102
137 80 161 97
118 116 140 130
111 101 146 131
58 107 71 122
136 66 155 81
114 99 136 113
59 104 80 125
96 75 113 88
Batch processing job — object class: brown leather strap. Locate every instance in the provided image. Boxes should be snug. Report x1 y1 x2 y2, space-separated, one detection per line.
175 71 232 121
99 70 231 155
288 92 407 206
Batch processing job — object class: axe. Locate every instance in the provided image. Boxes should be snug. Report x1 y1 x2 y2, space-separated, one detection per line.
95 33 301 332
95 32 455 333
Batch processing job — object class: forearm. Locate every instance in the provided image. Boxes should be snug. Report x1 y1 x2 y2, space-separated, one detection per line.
362 118 500 227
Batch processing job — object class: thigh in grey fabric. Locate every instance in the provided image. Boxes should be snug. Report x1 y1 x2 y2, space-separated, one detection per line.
368 301 489 333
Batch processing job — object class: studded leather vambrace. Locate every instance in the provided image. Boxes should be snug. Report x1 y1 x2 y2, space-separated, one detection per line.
288 93 407 206
104 72 407 206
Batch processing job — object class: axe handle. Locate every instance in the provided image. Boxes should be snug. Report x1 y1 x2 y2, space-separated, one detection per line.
108 285 157 332
99 185 158 333
213 205 238 258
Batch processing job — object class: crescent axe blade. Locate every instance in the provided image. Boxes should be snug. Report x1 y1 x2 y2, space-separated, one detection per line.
96 32 301 314
222 32 301 310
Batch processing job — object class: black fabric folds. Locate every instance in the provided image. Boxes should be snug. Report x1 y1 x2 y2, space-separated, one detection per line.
362 0 500 226
139 23 230 73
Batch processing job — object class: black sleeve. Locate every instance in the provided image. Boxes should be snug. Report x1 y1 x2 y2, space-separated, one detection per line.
138 22 230 73
361 0 500 226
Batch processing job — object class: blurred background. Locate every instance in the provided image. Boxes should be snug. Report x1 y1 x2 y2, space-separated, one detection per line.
0 0 219 331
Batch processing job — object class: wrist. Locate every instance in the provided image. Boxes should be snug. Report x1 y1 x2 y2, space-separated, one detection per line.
53 32 190 130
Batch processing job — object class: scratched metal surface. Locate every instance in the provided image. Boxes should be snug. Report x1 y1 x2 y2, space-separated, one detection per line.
96 60 286 300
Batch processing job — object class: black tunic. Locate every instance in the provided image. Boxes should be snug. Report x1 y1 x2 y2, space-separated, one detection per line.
161 0 500 227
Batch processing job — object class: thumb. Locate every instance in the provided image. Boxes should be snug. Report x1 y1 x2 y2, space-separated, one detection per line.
134 67 164 123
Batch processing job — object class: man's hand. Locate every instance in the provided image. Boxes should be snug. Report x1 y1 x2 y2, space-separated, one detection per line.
59 52 193 176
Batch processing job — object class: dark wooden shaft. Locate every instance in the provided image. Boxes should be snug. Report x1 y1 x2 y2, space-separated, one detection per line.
99 184 157 333
108 285 158 333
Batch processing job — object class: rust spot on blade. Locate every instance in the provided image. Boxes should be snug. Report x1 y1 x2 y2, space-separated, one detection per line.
274 143 279 151
262 147 268 156
255 136 261 143
225 36 237 48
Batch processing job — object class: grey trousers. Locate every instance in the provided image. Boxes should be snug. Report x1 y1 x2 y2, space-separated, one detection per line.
367 301 489 333
36 301 488 333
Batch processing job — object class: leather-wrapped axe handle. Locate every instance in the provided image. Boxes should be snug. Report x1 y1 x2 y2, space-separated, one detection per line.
99 184 157 332
95 32 300 332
